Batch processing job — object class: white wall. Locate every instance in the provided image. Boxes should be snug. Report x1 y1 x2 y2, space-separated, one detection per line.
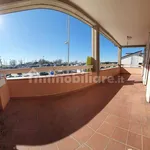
121 55 143 67
121 57 131 66
132 55 143 67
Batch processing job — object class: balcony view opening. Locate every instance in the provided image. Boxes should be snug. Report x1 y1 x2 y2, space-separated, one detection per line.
100 34 118 69
0 9 92 78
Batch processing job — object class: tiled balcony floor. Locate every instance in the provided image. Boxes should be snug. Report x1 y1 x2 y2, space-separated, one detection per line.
0 74 150 150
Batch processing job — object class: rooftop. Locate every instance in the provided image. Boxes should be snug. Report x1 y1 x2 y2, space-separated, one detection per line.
122 50 144 59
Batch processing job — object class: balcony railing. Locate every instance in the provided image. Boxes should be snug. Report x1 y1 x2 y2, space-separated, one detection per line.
100 64 118 69
0 65 93 77
121 64 142 68
0 64 121 79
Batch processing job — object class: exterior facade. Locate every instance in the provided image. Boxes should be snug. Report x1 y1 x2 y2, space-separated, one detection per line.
121 51 143 67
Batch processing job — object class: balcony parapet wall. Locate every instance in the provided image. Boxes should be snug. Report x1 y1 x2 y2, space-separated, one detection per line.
6 67 120 99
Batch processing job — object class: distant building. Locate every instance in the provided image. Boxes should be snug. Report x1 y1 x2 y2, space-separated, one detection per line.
121 50 144 67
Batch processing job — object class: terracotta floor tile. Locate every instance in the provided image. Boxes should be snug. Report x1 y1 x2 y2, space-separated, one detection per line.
111 107 123 117
15 145 30 150
12 130 38 145
106 104 122 116
57 136 79 150
106 101 128 118
72 126 94 144
119 111 131 120
102 106 110 114
16 109 38 121
28 146 42 150
0 128 13 143
111 127 128 143
119 100 132 108
86 133 109 150
142 125 150 138
129 121 142 135
106 107 117 116
131 104 146 116
143 136 150 150
3 114 18 129
146 111 150 124
105 115 119 126
14 119 39 131
106 140 125 150
141 116 149 126
127 132 142 150
97 122 115 137
39 144 58 150
76 145 90 150
27 144 59 150
1 74 148 150
130 113 143 124
117 117 130 130
88 112 108 130
146 105 150 112
125 146 137 150
0 144 19 150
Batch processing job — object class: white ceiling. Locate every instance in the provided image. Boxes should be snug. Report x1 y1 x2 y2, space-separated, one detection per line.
69 0 150 46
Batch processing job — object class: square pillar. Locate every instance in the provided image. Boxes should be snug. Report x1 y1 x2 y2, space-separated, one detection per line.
142 47 146 77
146 71 150 103
146 46 150 102
143 43 150 85
118 47 122 67
0 78 10 110
92 26 100 77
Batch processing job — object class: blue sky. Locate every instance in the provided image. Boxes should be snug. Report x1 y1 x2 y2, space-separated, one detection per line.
0 9 144 64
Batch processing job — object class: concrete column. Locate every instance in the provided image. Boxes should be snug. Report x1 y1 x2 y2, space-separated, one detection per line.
143 45 150 85
92 26 100 77
142 48 146 77
118 47 122 67
146 71 150 103
145 47 150 102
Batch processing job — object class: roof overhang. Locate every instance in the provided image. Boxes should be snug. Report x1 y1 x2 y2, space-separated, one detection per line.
69 0 149 48
122 45 146 48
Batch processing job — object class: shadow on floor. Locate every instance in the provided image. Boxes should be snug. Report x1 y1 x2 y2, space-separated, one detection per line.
0 74 135 148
